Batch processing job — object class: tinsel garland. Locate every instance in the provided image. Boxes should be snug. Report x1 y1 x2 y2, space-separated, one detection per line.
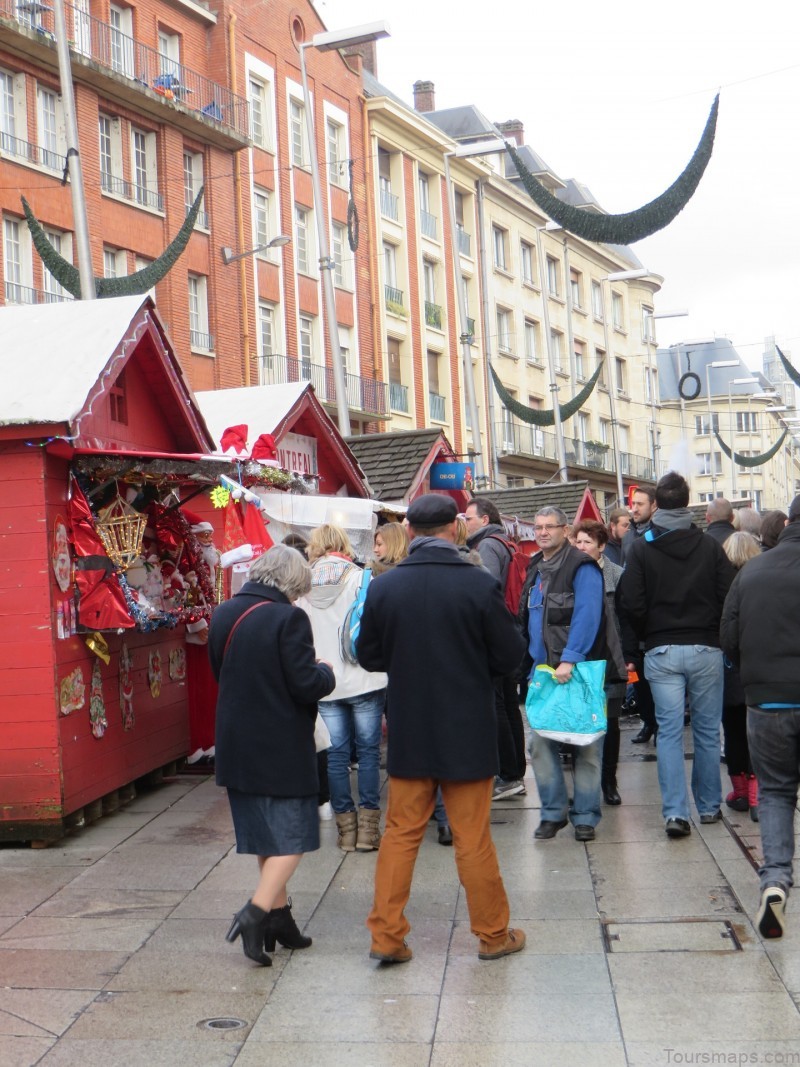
714 430 788 468
22 188 205 298
506 95 719 245
489 362 603 426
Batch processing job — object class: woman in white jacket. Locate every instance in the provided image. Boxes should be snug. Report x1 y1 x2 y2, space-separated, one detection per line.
298 525 387 853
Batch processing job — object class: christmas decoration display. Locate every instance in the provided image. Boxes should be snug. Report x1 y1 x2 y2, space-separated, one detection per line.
119 641 134 730
95 495 147 572
507 96 719 245
59 668 85 716
89 660 107 739
148 649 162 698
489 362 603 426
169 648 186 682
714 430 788 468
84 632 110 665
52 516 71 592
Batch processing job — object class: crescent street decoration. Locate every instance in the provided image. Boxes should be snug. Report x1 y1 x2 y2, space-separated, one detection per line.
714 429 788 468
777 345 800 390
22 188 205 299
489 361 603 427
506 95 719 245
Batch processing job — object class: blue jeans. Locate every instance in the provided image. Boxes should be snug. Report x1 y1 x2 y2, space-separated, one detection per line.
433 786 448 828
529 734 603 827
644 644 723 821
747 707 800 893
319 690 385 814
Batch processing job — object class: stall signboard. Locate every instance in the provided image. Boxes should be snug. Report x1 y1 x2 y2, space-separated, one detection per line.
430 462 475 491
278 433 318 476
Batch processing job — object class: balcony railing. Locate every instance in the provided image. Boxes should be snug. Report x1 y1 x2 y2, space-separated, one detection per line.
389 381 409 413
190 330 214 351
495 417 655 480
0 131 66 172
259 354 389 418
186 203 209 229
4 281 72 305
384 285 404 312
429 392 446 422
456 225 471 256
0 0 249 140
420 209 437 239
380 187 399 220
102 171 163 212
424 301 442 330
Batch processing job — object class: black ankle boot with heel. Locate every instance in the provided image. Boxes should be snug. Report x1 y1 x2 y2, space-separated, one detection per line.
265 897 312 952
226 902 272 966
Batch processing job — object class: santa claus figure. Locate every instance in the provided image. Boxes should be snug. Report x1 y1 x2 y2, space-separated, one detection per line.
191 521 220 587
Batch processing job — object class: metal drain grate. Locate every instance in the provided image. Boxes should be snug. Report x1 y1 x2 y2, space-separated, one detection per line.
602 918 742 953
198 1017 249 1031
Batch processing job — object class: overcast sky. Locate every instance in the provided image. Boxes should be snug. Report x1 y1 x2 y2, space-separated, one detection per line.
315 0 800 374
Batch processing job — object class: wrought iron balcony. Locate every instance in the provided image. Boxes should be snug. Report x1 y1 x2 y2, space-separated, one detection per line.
384 285 404 313
495 417 655 481
456 225 471 256
380 187 399 220
389 381 409 413
101 171 163 212
429 392 446 422
0 131 66 172
420 209 437 239
186 203 209 230
190 330 214 351
424 301 442 330
259 354 389 418
4 281 72 305
0 0 249 141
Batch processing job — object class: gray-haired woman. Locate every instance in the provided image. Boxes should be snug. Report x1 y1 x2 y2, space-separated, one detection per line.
209 544 335 966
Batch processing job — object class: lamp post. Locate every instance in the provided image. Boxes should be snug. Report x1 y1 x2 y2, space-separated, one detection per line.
748 392 779 504
220 235 292 265
299 21 390 436
704 360 738 496
535 222 569 483
726 377 758 497
443 138 505 487
648 308 689 477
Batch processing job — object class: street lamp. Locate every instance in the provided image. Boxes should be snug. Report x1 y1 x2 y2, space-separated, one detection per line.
299 21 390 437
220 235 292 265
536 221 569 483
648 308 689 476
443 138 506 487
727 377 758 496
704 360 739 495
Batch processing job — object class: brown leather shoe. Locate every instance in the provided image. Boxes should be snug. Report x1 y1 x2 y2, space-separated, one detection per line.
369 941 413 964
478 927 526 961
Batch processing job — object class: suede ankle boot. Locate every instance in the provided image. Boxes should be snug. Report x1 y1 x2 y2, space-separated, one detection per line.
226 902 272 966
335 810 357 852
265 897 312 951
356 807 382 851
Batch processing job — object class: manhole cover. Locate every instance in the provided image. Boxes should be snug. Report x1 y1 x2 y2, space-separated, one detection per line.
602 919 741 953
198 1017 249 1031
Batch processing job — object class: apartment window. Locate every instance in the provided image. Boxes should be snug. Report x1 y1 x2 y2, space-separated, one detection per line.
188 274 212 350
295 205 310 274
423 261 436 304
574 339 586 381
520 241 534 285
73 0 91 55
599 419 610 445
249 78 269 149
501 393 516 450
339 325 353 375
618 424 630 456
0 69 18 153
183 150 206 226
612 291 624 329
131 127 159 209
496 307 513 354
695 413 720 435
327 119 346 185
591 280 603 319
290 100 305 167
524 319 540 364
378 148 398 220
577 413 589 444
17 0 44 29
506 476 525 489
98 115 117 192
383 241 398 290
109 5 134 77
698 452 723 476
3 216 31 303
258 301 274 359
253 189 270 252
736 411 759 433
546 256 560 297
299 315 314 378
332 222 350 288
596 347 607 388
550 328 564 373
157 29 180 78
570 268 582 309
37 87 64 170
642 305 655 342
492 226 508 271
42 229 70 301
103 246 125 278
615 356 627 395
752 489 763 511
644 366 658 404
419 172 436 239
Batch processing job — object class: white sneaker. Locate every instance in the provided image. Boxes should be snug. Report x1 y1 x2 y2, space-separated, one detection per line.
757 885 787 939
186 748 204 765
318 802 333 821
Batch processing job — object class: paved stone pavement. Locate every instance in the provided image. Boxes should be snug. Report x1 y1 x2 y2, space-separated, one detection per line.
2 722 800 1066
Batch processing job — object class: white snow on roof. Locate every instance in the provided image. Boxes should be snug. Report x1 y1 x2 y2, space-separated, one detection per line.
0 296 147 427
195 381 311 450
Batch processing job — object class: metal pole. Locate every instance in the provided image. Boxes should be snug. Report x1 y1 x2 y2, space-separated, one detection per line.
748 396 754 503
727 386 737 497
646 336 659 477
536 229 568 483
475 178 500 485
444 153 484 485
299 44 350 436
705 365 717 496
52 0 95 300
562 236 578 457
601 281 625 506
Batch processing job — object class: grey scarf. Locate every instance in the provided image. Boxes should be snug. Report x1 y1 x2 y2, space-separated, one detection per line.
535 540 571 596
653 508 692 533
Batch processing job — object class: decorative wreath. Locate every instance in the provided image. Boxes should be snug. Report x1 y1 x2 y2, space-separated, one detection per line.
678 371 701 401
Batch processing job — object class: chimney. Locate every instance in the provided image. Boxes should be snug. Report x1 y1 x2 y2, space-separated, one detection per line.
413 80 435 113
342 41 376 77
495 120 524 146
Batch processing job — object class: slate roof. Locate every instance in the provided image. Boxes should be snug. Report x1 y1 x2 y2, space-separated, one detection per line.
425 104 501 142
345 429 447 501
476 481 593 524
657 338 770 402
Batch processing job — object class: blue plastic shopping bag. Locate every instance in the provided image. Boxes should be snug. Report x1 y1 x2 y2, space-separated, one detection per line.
525 661 607 746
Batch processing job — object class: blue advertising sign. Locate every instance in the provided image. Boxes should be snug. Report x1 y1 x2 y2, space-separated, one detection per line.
430 462 475 491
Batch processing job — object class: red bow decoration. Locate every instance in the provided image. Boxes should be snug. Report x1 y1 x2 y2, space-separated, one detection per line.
220 424 249 454
251 433 277 462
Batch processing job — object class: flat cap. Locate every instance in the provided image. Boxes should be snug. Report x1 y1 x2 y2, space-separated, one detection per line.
788 496 800 522
406 494 458 526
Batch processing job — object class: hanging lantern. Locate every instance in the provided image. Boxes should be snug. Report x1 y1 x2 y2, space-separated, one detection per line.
95 496 146 572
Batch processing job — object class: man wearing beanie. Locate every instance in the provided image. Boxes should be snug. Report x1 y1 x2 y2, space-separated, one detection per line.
620 472 735 838
721 498 800 939
357 493 527 964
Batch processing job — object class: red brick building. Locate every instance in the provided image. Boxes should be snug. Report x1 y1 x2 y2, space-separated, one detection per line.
0 0 382 430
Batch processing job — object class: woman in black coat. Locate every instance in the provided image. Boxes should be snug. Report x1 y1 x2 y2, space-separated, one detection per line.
209 544 335 966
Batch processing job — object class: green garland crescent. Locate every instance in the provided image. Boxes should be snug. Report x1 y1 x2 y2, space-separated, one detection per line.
506 95 719 245
714 429 787 468
22 188 205 298
776 345 800 391
489 361 603 426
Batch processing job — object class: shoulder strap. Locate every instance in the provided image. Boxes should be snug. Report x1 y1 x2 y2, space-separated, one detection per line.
222 601 272 658
488 533 516 558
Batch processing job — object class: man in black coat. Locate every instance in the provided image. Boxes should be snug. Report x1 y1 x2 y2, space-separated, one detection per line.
357 494 527 964
721 499 800 939
705 498 736 546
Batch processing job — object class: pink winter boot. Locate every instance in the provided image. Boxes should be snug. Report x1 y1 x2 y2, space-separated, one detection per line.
748 775 759 823
725 773 750 812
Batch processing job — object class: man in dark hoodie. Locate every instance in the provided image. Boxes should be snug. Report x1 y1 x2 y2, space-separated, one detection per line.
721 499 800 939
620 472 735 838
